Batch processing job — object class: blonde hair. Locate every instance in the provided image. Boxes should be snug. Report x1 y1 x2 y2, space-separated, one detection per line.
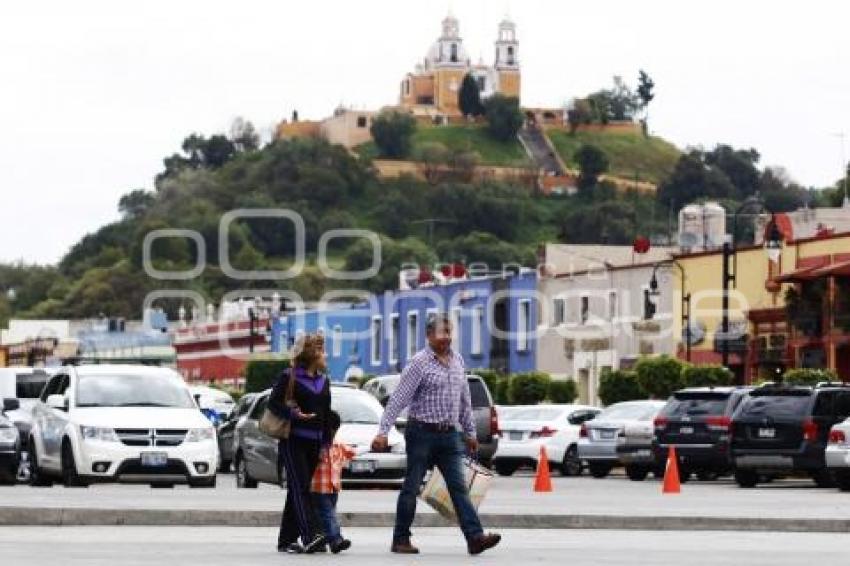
291 333 325 369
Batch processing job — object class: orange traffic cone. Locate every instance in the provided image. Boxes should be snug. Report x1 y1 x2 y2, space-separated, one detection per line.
662 445 681 494
534 446 553 492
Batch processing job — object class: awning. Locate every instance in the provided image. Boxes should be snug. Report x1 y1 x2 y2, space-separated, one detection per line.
773 265 820 283
811 260 850 278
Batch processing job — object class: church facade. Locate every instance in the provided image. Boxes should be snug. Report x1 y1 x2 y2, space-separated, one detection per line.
399 14 521 118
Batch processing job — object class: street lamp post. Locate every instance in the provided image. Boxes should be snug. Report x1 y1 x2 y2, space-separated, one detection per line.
649 260 691 362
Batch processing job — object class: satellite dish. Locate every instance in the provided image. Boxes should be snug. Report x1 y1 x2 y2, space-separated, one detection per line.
678 232 699 248
683 320 706 346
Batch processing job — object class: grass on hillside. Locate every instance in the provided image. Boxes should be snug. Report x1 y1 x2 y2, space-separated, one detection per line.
547 129 680 185
356 125 529 166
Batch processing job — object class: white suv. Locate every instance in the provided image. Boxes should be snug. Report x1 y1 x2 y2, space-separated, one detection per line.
29 365 218 488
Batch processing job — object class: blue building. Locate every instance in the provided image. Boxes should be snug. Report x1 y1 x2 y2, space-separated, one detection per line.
271 271 538 381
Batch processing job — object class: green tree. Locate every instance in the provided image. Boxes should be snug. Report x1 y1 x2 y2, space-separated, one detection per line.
598 368 644 406
414 141 450 184
567 98 593 134
483 94 523 142
458 73 484 117
782 368 838 386
634 355 686 399
681 365 734 388
656 150 736 207
370 111 417 158
637 70 655 134
118 189 156 219
508 372 551 405
574 144 609 191
548 379 578 403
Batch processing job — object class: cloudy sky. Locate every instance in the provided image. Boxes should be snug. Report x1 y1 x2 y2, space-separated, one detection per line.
1 0 848 264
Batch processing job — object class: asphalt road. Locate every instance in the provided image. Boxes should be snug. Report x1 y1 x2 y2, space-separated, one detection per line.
3 472 850 520
1 526 847 566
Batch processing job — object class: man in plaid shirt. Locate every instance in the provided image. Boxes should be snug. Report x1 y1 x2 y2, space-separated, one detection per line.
310 410 355 554
372 312 501 556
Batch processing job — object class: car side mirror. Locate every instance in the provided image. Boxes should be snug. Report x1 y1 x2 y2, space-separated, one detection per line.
47 394 68 411
3 398 20 412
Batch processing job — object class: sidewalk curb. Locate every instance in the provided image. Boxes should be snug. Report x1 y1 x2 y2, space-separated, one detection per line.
2 507 849 532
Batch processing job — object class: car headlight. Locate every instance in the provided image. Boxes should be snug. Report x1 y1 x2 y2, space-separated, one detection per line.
0 427 17 444
185 428 215 442
80 426 119 442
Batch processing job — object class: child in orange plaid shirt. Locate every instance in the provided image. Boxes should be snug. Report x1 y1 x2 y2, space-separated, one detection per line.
311 410 355 553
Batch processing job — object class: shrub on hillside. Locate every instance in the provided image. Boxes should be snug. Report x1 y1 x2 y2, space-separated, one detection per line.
483 94 523 142
370 110 417 158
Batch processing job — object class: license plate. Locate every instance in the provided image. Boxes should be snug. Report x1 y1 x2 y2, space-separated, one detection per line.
350 460 376 473
509 431 523 441
758 428 776 439
635 449 652 458
600 430 615 439
679 426 694 435
140 452 168 467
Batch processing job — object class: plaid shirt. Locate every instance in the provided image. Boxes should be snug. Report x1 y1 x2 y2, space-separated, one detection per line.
378 346 475 438
310 442 356 494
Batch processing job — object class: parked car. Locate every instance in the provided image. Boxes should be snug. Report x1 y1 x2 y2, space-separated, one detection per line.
652 387 750 481
28 364 218 488
361 373 499 464
0 398 22 485
826 417 850 490
730 383 850 488
492 404 600 476
617 402 667 481
216 392 258 472
578 400 667 478
189 385 235 421
0 367 52 483
234 385 407 488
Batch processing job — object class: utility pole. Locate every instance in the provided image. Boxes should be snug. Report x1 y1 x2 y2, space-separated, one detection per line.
834 132 848 207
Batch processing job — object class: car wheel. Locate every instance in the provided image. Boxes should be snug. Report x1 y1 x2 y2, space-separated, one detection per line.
811 469 836 489
560 445 582 477
734 469 759 488
678 468 692 483
625 465 649 481
235 452 258 488
0 464 16 485
28 440 53 487
218 459 231 473
493 461 518 477
588 463 612 479
150 483 175 488
833 470 850 491
61 441 88 488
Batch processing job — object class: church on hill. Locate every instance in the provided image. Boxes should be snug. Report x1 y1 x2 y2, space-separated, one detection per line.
399 13 521 118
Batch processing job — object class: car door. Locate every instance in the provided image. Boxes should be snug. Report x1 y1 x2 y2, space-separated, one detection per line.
41 373 71 469
219 395 252 462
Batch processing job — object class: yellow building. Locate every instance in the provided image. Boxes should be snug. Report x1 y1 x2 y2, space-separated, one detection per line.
673 227 850 382
399 14 521 119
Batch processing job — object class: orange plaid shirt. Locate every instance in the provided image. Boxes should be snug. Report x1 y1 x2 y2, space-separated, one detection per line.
311 442 356 494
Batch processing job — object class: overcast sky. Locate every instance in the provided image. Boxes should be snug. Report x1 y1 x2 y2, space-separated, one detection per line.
1 0 848 264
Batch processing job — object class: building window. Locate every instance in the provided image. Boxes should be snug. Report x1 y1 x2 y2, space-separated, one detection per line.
553 298 566 326
517 299 531 352
608 291 618 322
357 116 367 128
404 79 410 96
407 312 419 359
451 43 458 62
450 307 462 352
371 316 382 365
580 296 589 325
507 46 515 65
332 325 342 358
389 314 400 364
471 305 484 356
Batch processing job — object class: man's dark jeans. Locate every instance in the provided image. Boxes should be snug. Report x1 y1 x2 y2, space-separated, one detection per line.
393 422 484 542
311 492 342 543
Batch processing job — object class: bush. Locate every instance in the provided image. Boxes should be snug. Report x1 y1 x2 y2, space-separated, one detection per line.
244 357 290 393
598 369 644 406
508 372 551 405
370 110 417 158
782 368 838 386
634 355 686 400
483 94 523 142
682 365 734 388
495 376 511 405
548 379 578 403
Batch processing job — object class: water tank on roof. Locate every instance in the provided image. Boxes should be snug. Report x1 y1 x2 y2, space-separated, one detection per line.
678 202 727 252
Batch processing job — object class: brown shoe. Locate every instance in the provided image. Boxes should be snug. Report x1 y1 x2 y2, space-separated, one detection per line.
467 532 501 555
391 539 420 554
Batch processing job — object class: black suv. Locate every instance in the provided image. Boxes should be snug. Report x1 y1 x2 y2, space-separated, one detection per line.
653 387 749 481
730 383 850 488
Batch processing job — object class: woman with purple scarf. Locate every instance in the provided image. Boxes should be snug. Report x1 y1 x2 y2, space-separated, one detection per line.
268 333 332 554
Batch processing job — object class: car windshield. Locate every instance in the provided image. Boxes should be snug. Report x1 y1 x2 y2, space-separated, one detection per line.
740 392 810 418
599 403 658 421
332 393 382 424
662 393 729 417
76 373 196 408
509 408 564 421
17 372 51 399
